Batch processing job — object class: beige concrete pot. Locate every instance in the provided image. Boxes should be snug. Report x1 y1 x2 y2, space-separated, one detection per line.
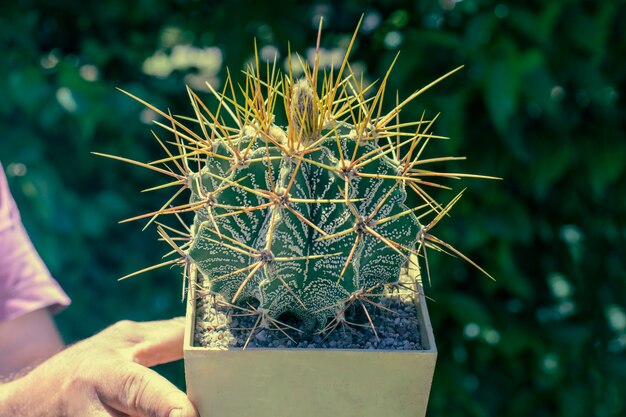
183 259 437 417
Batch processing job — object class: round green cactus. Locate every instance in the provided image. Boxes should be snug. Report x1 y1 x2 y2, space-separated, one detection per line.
186 98 424 330
98 22 495 335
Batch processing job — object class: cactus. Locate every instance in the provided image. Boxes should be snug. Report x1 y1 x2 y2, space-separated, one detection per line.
97 22 495 336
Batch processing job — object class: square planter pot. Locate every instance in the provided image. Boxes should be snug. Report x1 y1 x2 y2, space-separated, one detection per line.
183 257 437 417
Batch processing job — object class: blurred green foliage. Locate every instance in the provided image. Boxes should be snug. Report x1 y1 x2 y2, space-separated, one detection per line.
1 0 625 416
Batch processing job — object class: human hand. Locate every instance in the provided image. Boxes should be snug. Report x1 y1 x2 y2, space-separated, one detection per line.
2 317 198 417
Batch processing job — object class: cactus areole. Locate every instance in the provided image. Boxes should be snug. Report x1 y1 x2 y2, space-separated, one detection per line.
102 23 495 337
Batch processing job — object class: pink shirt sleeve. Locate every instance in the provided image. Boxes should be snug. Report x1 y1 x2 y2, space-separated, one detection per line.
0 163 70 322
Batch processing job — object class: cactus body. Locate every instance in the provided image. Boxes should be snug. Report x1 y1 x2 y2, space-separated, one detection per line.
188 112 421 331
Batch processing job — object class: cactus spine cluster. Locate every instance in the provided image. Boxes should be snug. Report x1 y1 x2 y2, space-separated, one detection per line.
99 23 494 336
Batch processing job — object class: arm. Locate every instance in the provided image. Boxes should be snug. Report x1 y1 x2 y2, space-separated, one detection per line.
0 308 64 376
0 317 197 417
0 163 70 373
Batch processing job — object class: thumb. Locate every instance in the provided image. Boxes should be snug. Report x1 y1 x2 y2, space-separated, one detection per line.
98 362 197 417
125 317 186 367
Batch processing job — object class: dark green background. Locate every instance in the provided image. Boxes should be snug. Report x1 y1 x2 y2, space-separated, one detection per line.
1 1 625 416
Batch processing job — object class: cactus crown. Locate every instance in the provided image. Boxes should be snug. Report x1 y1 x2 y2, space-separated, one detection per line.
98 20 495 337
